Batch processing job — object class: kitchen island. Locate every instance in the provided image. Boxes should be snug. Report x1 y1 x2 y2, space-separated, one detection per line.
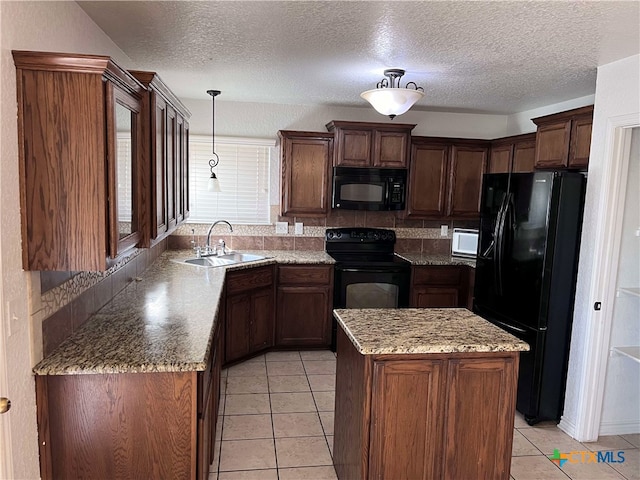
332 308 529 480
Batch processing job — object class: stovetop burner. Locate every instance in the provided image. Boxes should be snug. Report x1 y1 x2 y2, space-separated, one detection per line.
325 227 409 268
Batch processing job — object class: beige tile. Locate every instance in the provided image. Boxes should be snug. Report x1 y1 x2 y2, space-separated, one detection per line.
212 440 221 471
313 391 335 412
219 439 276 472
221 368 229 378
622 434 640 448
512 430 542 456
510 456 567 480
514 412 530 428
272 413 324 438
270 392 317 413
223 414 274 440
208 473 216 480
610 448 639 480
319 411 334 436
560 458 626 479
520 426 586 455
227 362 267 377
278 466 338 480
219 394 226 415
218 469 278 480
224 394 271 415
268 375 311 393
266 361 305 376
216 416 223 442
242 354 266 364
276 436 333 468
303 360 336 375
307 375 335 392
583 435 635 452
226 376 269 394
300 350 336 361
220 377 227 396
326 435 334 457
265 351 301 362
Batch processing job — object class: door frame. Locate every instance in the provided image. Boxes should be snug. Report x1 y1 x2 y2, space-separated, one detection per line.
0 236 14 478
570 115 639 440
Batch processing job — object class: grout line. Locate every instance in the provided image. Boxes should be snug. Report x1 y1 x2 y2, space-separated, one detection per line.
265 358 280 480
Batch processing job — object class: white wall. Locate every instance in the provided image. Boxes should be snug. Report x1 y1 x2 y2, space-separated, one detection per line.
0 2 133 477
560 54 640 440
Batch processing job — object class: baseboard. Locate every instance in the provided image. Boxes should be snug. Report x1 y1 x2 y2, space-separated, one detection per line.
599 420 640 436
558 415 579 439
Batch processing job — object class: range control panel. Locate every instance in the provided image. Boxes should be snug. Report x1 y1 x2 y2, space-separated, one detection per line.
325 228 396 244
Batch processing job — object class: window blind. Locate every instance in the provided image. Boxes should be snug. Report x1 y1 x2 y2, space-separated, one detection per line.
188 136 271 224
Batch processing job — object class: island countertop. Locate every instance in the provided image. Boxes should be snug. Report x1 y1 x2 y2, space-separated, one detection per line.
333 308 530 355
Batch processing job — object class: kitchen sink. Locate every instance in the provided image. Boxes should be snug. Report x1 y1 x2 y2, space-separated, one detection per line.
176 252 268 268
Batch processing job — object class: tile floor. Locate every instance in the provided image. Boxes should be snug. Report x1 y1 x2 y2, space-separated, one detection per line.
210 350 639 480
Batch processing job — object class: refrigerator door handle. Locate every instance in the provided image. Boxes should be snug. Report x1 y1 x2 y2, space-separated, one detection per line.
493 318 528 335
495 196 508 295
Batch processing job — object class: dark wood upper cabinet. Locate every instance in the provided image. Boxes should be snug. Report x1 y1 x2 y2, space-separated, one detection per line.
128 71 191 246
533 105 593 170
13 50 146 271
406 142 450 217
326 121 415 168
279 131 333 217
447 144 489 217
489 133 536 174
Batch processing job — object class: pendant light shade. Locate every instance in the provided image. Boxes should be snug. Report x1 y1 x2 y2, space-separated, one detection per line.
207 89 222 192
360 69 424 119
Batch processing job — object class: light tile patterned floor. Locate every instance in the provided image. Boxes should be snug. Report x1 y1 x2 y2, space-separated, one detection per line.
209 350 639 480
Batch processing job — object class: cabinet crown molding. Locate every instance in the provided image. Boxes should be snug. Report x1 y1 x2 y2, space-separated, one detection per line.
532 105 594 126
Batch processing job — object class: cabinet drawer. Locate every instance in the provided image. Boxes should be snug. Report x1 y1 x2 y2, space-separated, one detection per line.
226 265 274 295
412 266 461 286
278 265 332 285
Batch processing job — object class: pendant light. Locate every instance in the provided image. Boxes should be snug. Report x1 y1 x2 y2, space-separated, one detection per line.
360 69 424 119
207 89 222 192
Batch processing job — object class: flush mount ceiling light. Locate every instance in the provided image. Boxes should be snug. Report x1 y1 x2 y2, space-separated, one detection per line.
360 69 424 120
207 89 222 192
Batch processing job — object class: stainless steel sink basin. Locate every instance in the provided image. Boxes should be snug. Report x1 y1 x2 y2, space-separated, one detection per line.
177 252 268 268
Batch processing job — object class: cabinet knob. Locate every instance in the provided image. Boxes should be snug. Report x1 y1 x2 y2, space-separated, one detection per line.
0 397 11 414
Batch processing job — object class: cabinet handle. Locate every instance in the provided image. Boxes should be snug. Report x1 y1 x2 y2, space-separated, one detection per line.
0 397 11 414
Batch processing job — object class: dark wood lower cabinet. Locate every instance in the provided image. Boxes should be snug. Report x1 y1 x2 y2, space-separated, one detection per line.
333 327 519 480
410 265 470 308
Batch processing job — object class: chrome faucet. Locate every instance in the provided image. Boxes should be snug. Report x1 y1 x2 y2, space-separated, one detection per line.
206 220 233 254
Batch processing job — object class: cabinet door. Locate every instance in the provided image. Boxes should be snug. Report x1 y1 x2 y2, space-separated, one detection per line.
411 286 459 308
250 287 274 353
175 114 185 224
281 134 332 216
166 105 177 229
407 143 449 217
197 384 214 480
447 145 488 217
443 357 518 480
374 130 409 168
151 93 168 239
489 144 512 173
276 286 331 346
183 120 190 220
512 140 536 173
534 121 571 169
336 129 372 166
568 115 592 169
225 293 251 363
369 360 445 480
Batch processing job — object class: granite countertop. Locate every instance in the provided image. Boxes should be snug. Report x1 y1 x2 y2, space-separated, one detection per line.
34 249 335 376
397 253 476 268
333 308 530 355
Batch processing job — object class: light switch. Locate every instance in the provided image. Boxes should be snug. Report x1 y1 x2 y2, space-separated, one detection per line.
440 225 448 237
276 222 288 234
294 222 303 235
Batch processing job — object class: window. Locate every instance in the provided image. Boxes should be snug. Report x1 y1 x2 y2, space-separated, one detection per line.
188 136 272 224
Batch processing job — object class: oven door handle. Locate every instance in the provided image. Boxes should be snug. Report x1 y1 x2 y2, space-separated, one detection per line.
338 268 408 274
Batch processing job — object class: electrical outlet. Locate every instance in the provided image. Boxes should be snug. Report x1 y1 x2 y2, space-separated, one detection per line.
440 225 448 237
295 222 303 235
275 222 288 234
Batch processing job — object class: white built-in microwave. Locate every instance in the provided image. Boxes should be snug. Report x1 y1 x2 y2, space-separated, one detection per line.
451 228 479 258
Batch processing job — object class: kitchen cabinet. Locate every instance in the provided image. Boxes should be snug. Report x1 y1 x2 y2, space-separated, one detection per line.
326 121 415 168
35 320 222 480
489 133 536 174
334 326 519 480
533 105 593 170
225 265 275 364
12 50 146 271
279 131 333 217
407 138 488 219
130 71 191 245
276 265 333 347
410 265 469 307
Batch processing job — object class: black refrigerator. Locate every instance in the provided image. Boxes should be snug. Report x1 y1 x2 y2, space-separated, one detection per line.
473 171 586 425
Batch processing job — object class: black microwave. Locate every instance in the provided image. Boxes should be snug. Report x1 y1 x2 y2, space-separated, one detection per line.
332 167 407 211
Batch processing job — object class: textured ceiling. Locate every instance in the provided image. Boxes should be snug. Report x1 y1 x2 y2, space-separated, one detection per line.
78 1 640 114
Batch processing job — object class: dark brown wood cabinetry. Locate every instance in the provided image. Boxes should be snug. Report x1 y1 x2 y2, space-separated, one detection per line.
533 105 593 170
279 131 333 217
489 133 536 174
35 321 222 480
407 138 488 219
276 265 334 347
13 51 146 271
225 265 275 364
130 71 191 245
410 265 470 308
326 121 415 168
334 327 518 480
